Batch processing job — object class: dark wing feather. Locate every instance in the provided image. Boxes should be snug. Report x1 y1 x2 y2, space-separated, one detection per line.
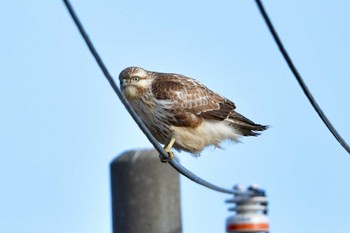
151 73 235 127
151 72 267 135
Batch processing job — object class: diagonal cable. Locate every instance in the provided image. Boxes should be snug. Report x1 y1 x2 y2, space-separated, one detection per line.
62 0 238 195
255 0 350 154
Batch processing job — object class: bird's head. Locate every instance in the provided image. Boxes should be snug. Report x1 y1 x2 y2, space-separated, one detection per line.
119 66 154 100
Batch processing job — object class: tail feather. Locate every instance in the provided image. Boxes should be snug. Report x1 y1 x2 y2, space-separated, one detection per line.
227 111 268 136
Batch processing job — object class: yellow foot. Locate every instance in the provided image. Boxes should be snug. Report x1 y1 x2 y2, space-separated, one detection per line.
159 137 176 163
159 151 174 163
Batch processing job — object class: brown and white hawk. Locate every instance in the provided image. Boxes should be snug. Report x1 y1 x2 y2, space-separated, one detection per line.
119 67 267 161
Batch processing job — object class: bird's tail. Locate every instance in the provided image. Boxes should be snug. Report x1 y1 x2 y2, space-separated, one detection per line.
227 111 268 136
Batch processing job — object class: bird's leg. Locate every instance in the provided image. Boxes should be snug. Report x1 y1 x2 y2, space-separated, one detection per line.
160 137 176 163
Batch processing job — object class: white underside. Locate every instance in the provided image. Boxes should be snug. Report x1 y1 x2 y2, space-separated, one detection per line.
171 119 241 154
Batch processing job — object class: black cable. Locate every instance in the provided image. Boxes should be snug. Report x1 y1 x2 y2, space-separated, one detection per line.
255 0 350 154
62 0 238 195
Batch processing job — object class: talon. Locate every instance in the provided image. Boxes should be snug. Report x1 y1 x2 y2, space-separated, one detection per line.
159 137 176 163
159 151 174 163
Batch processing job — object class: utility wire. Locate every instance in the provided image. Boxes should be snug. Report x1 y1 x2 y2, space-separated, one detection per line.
62 0 238 195
255 0 350 154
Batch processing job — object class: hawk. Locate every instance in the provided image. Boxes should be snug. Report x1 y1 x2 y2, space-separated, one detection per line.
119 67 267 162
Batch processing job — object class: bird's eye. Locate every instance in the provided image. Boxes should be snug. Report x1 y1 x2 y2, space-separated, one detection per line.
131 76 140 82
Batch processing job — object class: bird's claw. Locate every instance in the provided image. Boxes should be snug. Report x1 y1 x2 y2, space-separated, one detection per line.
160 137 176 163
159 151 174 163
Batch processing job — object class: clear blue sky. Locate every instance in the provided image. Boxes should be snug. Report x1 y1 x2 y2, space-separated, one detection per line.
1 1 349 232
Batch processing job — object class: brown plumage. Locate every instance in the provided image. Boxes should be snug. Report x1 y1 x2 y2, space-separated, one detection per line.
119 66 267 155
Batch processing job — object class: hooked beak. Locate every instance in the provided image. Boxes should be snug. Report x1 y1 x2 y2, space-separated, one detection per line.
121 79 129 89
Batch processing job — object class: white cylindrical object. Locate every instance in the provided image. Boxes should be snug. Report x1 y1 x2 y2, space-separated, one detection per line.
225 184 269 233
226 211 269 232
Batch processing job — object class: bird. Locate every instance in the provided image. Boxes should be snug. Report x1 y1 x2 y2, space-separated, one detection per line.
119 66 267 162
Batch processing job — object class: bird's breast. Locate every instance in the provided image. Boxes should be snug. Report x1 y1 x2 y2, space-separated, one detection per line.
129 96 175 144
124 85 145 100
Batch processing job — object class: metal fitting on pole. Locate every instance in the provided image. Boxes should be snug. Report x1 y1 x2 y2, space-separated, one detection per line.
225 184 269 233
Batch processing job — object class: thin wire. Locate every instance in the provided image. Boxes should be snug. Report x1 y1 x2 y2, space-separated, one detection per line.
62 0 237 195
255 0 350 154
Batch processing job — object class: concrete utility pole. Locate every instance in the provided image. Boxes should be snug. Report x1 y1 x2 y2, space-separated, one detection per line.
110 149 182 233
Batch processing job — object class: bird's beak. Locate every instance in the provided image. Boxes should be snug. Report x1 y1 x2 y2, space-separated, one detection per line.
121 79 128 89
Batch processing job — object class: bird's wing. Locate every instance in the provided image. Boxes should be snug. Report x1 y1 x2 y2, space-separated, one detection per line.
151 73 235 127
